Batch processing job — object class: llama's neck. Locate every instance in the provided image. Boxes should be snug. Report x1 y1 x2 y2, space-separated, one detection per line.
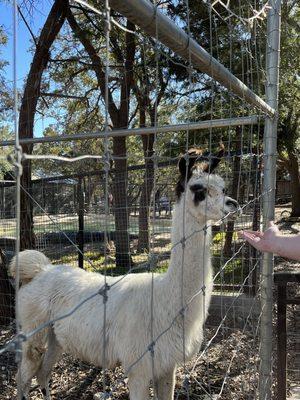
164 198 212 303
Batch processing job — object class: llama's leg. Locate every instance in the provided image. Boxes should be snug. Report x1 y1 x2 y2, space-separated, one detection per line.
17 342 43 400
36 327 62 400
154 369 176 400
128 373 149 400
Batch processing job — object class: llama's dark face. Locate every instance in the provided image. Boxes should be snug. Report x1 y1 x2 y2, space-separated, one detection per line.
176 148 239 222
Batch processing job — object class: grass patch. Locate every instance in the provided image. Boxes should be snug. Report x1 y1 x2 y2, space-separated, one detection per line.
213 231 239 244
0 213 172 237
212 251 244 284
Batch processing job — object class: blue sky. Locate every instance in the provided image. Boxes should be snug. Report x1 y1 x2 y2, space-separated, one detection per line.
0 1 55 137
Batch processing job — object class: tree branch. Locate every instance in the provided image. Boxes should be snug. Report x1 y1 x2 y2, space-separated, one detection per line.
67 8 119 124
119 20 136 125
40 92 88 100
19 0 68 144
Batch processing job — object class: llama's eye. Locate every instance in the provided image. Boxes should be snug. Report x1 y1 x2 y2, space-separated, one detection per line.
222 188 226 194
190 184 206 193
190 184 207 203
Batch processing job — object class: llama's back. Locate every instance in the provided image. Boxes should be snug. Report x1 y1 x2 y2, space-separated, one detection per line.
18 264 109 326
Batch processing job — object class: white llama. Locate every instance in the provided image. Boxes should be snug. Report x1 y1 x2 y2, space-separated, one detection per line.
10 148 238 400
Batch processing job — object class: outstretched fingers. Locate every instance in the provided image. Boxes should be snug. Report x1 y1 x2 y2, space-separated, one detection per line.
239 230 264 239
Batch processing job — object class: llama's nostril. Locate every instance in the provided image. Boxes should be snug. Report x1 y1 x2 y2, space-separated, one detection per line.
226 199 238 209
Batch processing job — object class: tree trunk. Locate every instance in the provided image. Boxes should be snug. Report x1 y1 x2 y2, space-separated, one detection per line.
286 152 300 217
112 21 136 272
19 0 67 250
223 126 242 257
67 14 135 271
84 176 96 212
0 249 15 326
112 135 132 272
137 105 155 252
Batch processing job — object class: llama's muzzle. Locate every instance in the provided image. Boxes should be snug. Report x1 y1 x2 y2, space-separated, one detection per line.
225 197 240 219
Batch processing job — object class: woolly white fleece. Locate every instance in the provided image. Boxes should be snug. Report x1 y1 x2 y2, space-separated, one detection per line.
12 170 237 400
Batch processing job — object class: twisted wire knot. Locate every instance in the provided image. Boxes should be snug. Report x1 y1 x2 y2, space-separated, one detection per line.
148 342 155 356
99 283 110 303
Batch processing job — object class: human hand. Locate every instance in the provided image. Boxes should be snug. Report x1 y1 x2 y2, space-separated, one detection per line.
238 221 281 253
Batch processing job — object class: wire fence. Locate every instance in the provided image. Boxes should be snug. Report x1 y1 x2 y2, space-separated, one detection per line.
0 141 271 399
0 0 285 399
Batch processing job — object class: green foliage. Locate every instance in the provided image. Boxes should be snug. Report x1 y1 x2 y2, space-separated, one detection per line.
277 1 300 156
0 125 13 179
213 231 238 244
0 26 14 179
0 25 12 122
1 1 298 223
212 252 243 285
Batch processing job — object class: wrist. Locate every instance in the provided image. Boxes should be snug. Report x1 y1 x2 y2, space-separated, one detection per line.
271 234 284 255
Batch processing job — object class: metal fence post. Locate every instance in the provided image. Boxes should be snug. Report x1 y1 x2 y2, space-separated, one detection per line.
277 282 287 400
77 177 84 269
259 1 281 399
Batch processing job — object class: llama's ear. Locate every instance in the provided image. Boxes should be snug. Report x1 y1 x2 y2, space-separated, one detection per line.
178 148 203 179
176 148 203 200
202 145 225 173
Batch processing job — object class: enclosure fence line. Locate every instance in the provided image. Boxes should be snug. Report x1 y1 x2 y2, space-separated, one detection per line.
0 187 270 355
1 0 281 399
0 116 260 146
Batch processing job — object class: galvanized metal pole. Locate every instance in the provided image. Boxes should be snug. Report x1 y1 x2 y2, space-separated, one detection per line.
260 1 281 399
77 177 84 269
276 282 287 400
13 2 24 399
0 116 259 147
101 0 275 117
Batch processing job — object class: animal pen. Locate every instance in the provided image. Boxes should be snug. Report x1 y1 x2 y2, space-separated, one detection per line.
0 0 286 399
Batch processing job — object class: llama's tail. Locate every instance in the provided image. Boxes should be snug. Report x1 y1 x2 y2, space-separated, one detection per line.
9 250 51 285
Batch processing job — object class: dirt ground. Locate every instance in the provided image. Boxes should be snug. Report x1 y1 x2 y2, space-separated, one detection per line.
0 205 299 399
273 206 300 398
0 324 262 400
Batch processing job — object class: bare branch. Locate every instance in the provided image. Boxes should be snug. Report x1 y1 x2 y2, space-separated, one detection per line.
17 6 37 46
40 92 88 100
67 9 119 124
